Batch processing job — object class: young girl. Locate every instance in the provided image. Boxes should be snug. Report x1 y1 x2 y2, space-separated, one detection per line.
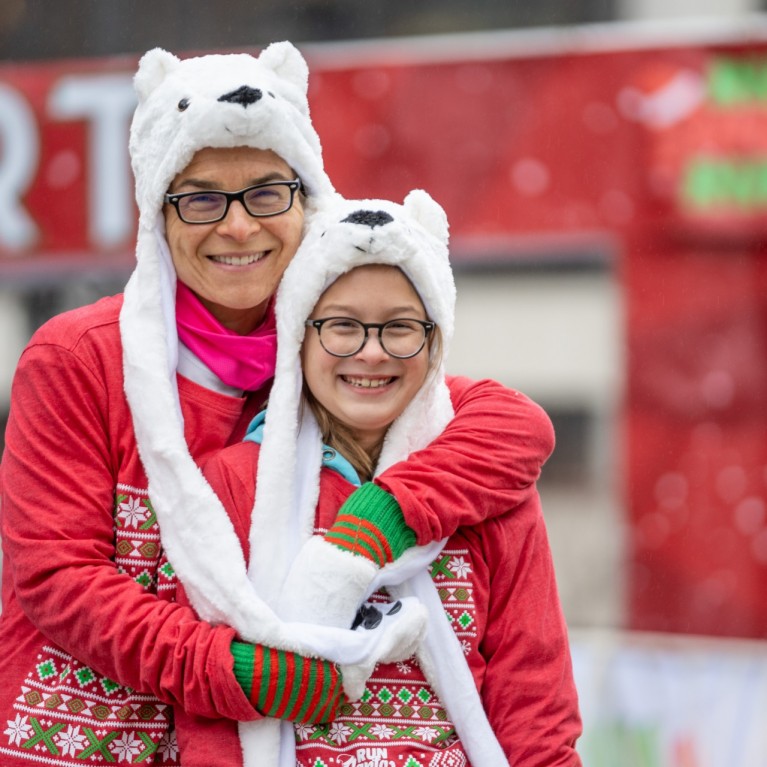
184 190 582 767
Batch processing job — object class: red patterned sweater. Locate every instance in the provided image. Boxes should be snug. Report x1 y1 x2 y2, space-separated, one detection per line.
186 434 583 767
0 294 271 766
0 294 560 766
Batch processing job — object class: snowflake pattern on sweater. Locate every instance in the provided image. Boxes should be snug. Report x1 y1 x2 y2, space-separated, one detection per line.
1 486 181 766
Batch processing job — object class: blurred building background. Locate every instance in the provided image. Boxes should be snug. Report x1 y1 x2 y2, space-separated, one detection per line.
3 0 767 764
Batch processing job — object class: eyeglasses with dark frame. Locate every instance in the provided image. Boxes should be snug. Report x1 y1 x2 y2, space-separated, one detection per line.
305 317 436 359
164 179 301 224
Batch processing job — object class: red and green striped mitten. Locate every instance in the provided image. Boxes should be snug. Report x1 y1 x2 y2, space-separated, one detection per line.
231 642 346 724
323 483 416 566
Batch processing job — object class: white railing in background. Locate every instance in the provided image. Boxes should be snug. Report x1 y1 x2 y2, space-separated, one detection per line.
571 628 767 766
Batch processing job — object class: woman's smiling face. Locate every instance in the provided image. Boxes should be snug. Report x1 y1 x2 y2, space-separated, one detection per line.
164 146 304 334
302 265 432 453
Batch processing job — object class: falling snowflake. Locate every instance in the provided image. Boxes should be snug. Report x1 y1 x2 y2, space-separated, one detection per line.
157 729 179 761
327 721 353 744
110 731 142 762
4 714 32 746
413 725 437 743
449 556 471 578
396 660 413 674
460 639 471 656
56 724 87 757
369 723 394 739
117 497 149 528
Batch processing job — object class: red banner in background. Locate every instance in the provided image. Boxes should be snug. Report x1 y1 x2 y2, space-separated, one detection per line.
4 37 767 262
0 55 137 270
0 37 710 267
3 31 767 638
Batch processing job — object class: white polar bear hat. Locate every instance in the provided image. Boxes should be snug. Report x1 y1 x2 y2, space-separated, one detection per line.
118 42 337 627
249 189 458 600
129 41 334 221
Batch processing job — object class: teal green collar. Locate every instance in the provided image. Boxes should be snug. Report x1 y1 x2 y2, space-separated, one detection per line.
244 410 362 487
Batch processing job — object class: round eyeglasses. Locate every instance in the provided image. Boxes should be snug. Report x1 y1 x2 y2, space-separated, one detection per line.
305 317 435 359
164 179 301 224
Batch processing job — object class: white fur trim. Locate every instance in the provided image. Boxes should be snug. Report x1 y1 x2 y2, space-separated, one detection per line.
239 720 279 767
279 536 378 626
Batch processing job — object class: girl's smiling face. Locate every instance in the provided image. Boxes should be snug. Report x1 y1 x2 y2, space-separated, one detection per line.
302 265 432 453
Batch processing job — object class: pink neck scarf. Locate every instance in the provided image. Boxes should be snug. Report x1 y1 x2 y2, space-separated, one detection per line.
175 281 277 392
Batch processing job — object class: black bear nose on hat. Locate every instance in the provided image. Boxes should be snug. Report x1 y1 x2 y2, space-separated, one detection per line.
342 210 394 228
218 86 263 107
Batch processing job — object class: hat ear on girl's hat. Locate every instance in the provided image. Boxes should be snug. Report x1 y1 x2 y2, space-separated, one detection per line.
403 189 449 244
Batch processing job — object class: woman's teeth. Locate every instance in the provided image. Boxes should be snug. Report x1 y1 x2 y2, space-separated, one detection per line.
211 252 266 266
343 376 393 389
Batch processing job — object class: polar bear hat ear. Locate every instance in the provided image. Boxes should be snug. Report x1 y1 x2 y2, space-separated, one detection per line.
256 40 311 114
133 48 181 103
403 188 449 246
129 40 334 226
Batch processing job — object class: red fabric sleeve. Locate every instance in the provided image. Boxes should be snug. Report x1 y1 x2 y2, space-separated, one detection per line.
172 585 246 767
480 498 583 766
375 375 556 543
0 342 255 723
201 442 259 554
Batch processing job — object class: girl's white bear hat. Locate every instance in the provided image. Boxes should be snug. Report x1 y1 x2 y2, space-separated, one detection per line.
250 189 458 615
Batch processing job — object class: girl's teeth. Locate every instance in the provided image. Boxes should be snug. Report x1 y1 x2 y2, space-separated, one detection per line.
344 377 392 388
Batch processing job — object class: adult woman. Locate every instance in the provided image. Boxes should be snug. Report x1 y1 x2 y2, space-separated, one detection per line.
0 43 554 767
193 190 582 767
